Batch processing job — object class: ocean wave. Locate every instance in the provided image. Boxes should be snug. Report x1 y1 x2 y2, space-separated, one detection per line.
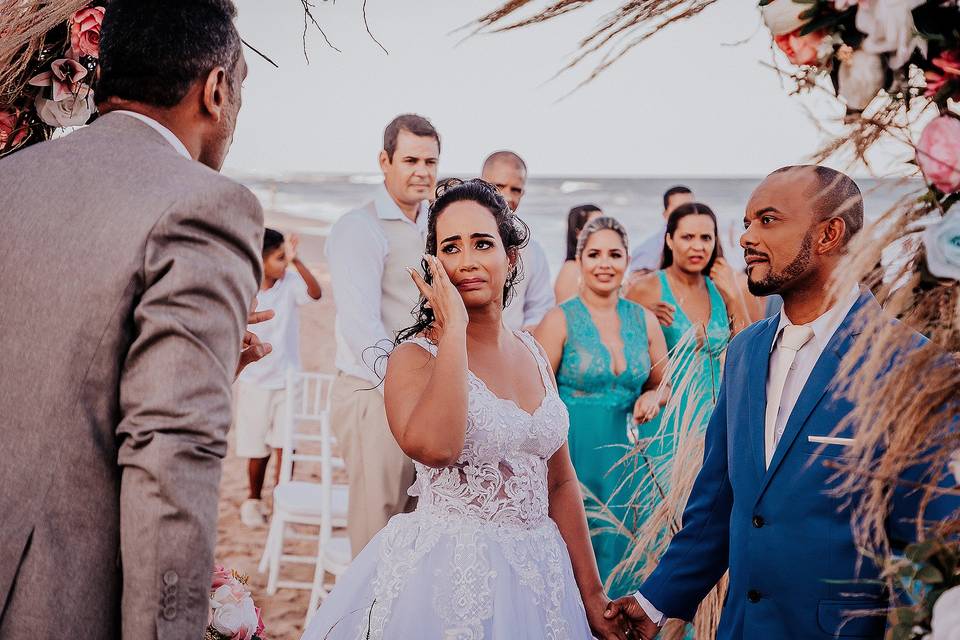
559 180 602 194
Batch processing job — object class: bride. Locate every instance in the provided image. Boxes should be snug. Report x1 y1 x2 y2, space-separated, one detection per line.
302 179 629 639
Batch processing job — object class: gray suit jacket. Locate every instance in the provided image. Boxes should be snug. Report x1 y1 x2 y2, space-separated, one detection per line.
0 112 263 639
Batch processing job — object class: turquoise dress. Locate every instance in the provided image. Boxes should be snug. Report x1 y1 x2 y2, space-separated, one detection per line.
639 271 730 450
556 297 650 592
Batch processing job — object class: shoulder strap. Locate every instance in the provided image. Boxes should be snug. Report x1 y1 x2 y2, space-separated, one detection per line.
704 276 729 325
404 335 438 357
621 299 648 343
517 331 556 393
656 270 676 306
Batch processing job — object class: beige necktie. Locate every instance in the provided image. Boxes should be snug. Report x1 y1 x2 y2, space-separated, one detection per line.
764 324 815 467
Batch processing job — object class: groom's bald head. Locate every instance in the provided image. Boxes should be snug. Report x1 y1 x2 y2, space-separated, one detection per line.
741 165 863 297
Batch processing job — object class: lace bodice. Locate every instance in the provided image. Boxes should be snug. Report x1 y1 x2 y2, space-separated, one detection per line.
405 331 568 529
556 297 651 410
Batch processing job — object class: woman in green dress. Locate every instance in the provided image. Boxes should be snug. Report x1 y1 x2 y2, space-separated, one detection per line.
625 202 750 456
536 217 668 592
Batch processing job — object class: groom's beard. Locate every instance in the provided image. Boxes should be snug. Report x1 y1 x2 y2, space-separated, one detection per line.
747 231 813 297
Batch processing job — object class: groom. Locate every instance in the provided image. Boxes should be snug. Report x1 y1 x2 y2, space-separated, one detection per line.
0 1 263 639
606 165 958 639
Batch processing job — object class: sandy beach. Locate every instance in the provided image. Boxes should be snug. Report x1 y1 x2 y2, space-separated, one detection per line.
214 213 340 640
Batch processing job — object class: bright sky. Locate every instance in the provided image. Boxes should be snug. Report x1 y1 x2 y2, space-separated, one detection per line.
228 1 918 178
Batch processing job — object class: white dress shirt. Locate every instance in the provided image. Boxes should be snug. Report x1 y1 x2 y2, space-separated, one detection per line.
633 284 862 625
113 110 191 159
237 270 312 390
628 222 667 273
503 238 555 330
326 185 429 388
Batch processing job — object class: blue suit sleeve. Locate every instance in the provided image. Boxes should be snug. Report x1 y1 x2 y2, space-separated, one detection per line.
639 349 735 621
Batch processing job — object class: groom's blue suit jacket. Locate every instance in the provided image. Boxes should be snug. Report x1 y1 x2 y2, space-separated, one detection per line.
641 292 958 639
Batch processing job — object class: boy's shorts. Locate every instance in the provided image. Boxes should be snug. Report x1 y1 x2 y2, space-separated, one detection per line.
233 382 286 458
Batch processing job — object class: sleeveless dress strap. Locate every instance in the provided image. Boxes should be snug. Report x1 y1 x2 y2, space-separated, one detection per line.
405 335 439 357
618 298 648 346
656 270 677 306
516 331 556 394
704 276 729 329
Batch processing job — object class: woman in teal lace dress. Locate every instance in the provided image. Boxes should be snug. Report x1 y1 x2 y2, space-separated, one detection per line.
536 217 668 592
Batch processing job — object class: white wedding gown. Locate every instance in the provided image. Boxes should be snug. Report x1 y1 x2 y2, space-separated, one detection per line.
301 332 595 639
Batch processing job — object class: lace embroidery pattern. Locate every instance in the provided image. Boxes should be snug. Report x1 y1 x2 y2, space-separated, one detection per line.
359 332 577 639
556 297 651 408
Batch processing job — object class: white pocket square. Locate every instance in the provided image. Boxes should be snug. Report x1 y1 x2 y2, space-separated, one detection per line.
808 435 856 446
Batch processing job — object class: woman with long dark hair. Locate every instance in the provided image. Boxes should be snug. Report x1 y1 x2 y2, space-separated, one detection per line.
303 179 628 640
624 201 749 499
554 203 604 303
535 216 668 592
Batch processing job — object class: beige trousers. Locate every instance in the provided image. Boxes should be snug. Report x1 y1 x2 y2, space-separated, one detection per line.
331 372 416 557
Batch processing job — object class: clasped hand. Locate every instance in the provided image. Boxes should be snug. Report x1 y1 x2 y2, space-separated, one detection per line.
601 596 660 640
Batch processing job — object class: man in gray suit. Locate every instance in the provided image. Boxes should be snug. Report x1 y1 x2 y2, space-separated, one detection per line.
0 1 264 638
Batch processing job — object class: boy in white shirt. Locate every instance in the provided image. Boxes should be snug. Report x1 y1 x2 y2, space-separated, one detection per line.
235 228 322 527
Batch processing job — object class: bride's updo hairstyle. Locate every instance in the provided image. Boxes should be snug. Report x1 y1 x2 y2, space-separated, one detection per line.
396 178 530 344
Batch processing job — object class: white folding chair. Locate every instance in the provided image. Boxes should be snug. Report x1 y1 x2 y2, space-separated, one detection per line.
257 371 351 620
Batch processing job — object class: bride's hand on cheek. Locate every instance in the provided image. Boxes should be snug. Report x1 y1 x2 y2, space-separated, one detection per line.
408 255 469 340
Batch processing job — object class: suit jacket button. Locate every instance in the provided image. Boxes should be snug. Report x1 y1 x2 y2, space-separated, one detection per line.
752 515 765 528
747 590 762 603
162 606 177 620
163 571 179 586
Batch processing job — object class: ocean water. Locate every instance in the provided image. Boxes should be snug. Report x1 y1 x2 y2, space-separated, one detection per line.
238 174 918 275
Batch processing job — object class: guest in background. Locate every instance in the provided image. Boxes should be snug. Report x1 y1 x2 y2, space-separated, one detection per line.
235 229 321 528
554 203 604 303
625 202 750 475
481 150 555 331
326 113 439 556
628 185 695 275
536 217 668 591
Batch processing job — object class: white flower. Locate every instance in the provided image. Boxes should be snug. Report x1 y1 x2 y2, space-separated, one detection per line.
855 0 926 69
931 586 960 640
923 209 960 281
949 448 960 486
211 593 259 638
838 50 885 110
761 0 808 36
34 87 94 128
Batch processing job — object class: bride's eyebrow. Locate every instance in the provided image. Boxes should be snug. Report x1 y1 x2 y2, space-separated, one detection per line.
440 233 496 243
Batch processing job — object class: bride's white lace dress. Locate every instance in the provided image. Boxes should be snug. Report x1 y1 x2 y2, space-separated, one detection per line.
301 332 594 639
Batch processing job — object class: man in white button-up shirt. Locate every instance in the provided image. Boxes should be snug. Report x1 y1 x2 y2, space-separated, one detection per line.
603 166 958 639
326 114 439 556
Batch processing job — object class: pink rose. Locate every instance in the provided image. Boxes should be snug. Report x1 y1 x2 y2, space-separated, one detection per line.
0 108 28 150
917 115 960 194
774 29 827 66
211 564 234 590
69 6 105 59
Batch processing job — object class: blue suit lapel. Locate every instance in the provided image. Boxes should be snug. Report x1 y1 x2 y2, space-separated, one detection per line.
748 318 780 481
755 292 873 502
